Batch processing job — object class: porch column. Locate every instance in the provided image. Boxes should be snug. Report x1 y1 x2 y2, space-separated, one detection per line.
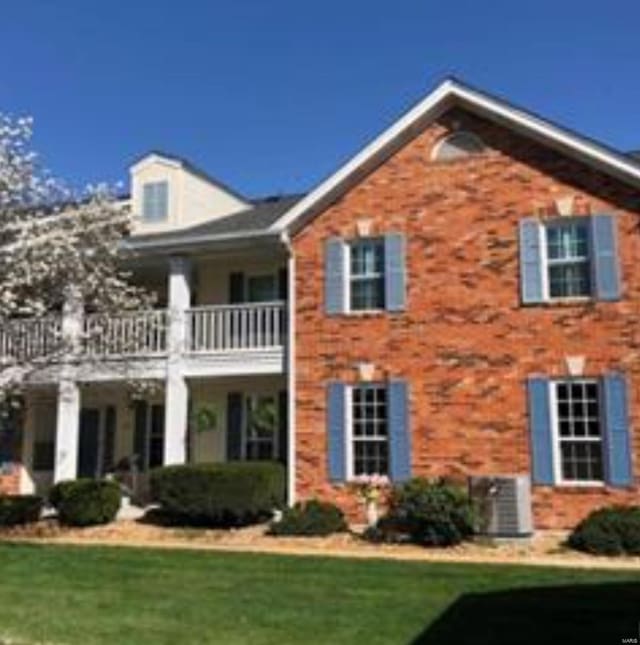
53 379 80 482
53 284 83 482
164 256 191 465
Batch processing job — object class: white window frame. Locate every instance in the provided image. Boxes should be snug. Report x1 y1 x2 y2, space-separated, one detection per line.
540 218 592 302
142 181 169 221
242 393 279 461
345 383 390 480
346 238 386 313
549 378 605 486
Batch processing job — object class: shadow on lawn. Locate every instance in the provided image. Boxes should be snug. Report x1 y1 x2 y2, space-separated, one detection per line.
411 582 640 645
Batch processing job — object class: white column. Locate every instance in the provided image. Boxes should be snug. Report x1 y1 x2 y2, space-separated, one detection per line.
164 256 191 465
53 285 83 482
284 235 296 506
54 379 80 482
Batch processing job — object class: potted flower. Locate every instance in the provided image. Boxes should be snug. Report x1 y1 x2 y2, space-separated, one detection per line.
350 473 390 527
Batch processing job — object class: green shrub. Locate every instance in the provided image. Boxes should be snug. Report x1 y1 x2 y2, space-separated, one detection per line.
0 495 43 526
50 479 121 527
361 515 410 544
367 478 476 547
149 462 285 527
268 499 347 536
568 506 640 556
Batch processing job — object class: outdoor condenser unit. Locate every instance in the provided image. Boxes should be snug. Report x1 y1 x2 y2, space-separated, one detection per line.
469 475 533 537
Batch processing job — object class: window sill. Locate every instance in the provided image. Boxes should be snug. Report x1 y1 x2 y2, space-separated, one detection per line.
548 296 592 304
346 309 386 316
554 481 605 489
521 297 595 308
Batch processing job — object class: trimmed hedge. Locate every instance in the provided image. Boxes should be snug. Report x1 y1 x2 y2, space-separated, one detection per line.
149 462 285 527
568 506 640 556
0 495 43 526
269 500 347 536
364 478 477 547
50 479 121 527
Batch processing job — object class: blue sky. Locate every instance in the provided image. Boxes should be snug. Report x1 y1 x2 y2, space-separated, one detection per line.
1 1 638 198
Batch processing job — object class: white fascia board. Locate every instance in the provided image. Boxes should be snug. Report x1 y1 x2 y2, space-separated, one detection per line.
130 153 182 174
122 228 280 254
270 79 640 234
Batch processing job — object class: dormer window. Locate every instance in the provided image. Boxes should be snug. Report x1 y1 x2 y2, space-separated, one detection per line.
432 131 486 161
142 181 168 221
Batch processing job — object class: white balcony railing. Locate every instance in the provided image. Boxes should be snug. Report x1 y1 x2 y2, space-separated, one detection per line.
83 310 168 357
0 316 63 363
186 302 286 353
0 302 286 364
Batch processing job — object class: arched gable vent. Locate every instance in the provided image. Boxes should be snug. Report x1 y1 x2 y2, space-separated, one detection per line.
432 131 486 161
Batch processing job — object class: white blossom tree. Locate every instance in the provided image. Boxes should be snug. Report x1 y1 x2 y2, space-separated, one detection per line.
0 113 154 401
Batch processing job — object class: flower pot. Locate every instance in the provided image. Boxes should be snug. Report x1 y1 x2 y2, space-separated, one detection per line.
365 500 379 527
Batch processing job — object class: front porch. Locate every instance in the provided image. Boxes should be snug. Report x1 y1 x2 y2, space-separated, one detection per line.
20 374 288 499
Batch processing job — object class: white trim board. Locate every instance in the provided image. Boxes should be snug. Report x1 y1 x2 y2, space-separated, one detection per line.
271 77 640 235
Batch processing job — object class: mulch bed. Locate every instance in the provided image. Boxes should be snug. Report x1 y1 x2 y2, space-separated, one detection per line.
1 518 639 570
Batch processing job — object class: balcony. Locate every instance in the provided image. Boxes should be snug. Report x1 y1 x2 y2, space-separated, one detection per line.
0 302 286 378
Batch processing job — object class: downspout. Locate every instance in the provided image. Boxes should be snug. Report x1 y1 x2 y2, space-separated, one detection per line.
281 230 296 506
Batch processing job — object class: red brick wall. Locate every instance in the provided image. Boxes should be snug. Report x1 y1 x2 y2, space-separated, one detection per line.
292 107 640 529
0 468 20 495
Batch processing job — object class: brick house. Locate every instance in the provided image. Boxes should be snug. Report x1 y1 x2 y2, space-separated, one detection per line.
1 78 639 530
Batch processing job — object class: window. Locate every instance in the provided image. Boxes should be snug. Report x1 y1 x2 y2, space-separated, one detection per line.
142 181 168 221
349 239 385 311
350 385 389 476
247 275 277 303
32 402 55 471
545 221 591 298
244 395 277 460
432 132 486 161
552 380 604 483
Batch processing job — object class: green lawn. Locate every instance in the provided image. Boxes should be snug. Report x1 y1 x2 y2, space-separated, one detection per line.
0 544 638 645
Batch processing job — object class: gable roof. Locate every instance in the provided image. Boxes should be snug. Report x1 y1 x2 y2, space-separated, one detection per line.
131 150 251 206
270 77 640 234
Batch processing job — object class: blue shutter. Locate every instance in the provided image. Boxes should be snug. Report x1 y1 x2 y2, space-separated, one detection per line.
133 401 148 471
519 218 544 304
103 406 116 473
591 215 621 301
226 392 243 461
325 238 346 314
388 379 411 482
384 233 406 312
229 272 245 304
327 382 346 482
527 377 554 485
602 373 633 487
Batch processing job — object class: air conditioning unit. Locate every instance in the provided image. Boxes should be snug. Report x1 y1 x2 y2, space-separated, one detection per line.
469 475 533 537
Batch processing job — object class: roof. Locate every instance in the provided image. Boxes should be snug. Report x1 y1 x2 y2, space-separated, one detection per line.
127 193 304 250
270 77 640 234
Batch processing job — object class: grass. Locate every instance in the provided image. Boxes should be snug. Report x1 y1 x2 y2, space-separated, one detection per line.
0 543 638 644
